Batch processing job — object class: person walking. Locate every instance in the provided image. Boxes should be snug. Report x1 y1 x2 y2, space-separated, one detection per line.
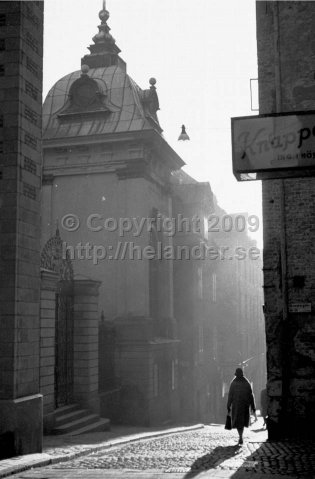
227 367 257 445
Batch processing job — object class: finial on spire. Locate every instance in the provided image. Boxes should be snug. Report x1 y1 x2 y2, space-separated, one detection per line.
91 0 116 46
81 1 122 69
98 0 109 24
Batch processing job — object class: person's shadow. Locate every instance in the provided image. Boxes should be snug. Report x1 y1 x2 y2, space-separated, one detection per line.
184 444 242 478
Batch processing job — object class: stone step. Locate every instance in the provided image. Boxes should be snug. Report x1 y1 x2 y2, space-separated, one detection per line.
52 413 102 435
54 404 80 419
64 418 111 436
55 408 90 426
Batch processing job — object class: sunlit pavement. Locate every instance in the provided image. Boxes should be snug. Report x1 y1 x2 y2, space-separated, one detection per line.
7 419 315 479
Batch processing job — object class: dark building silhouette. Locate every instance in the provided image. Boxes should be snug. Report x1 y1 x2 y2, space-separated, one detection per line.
0 1 44 457
257 1 315 439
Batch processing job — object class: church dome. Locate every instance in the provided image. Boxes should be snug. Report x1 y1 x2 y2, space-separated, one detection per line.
43 65 161 141
43 3 162 142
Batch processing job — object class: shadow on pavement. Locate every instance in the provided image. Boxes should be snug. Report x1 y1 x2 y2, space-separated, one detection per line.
251 427 266 433
185 439 315 478
183 445 242 478
183 425 315 479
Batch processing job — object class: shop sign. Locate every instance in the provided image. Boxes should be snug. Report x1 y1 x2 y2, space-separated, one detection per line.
232 111 315 180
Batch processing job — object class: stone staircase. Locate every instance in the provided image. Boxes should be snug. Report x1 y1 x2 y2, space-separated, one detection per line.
52 404 110 435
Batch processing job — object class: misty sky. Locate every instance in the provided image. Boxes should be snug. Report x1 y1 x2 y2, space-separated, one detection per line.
43 0 262 245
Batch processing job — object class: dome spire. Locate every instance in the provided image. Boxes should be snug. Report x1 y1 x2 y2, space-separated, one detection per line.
81 0 123 70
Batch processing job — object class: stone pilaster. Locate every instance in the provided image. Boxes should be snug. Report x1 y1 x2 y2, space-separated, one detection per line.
0 1 44 457
40 269 58 431
73 279 101 414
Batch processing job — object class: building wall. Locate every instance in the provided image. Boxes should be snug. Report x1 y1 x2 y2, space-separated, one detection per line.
42 137 180 426
209 203 266 421
172 182 214 423
171 181 266 424
42 142 174 320
257 1 315 438
0 1 44 457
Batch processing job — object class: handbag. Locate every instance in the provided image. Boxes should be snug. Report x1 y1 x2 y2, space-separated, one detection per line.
225 413 232 430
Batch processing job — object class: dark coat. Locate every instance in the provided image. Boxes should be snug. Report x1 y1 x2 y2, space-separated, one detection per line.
227 376 256 429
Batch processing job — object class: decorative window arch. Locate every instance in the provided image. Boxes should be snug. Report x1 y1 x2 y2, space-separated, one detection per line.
40 228 73 281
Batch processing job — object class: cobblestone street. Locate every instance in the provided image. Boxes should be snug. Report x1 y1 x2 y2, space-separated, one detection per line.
8 421 315 478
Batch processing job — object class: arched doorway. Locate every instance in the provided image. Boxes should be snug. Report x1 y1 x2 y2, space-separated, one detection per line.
41 228 74 407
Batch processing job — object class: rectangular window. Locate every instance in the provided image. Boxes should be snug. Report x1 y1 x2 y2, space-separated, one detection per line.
0 115 3 128
26 56 39 78
25 80 39 100
0 65 4 76
153 364 159 397
24 133 37 150
0 15 6 27
0 39 5 51
0 142 3 154
25 31 39 54
23 182 36 200
24 105 38 126
25 5 39 29
24 156 36 175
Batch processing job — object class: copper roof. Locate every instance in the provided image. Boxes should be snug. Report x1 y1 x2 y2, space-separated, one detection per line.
43 65 162 142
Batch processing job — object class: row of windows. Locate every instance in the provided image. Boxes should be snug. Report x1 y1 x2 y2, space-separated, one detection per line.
0 9 41 29
26 55 40 78
24 105 39 126
24 133 37 150
0 63 40 79
24 156 37 175
0 130 38 152
0 160 37 180
0 37 40 55
25 4 41 30
25 80 39 101
25 31 40 55
0 32 40 54
0 54 41 80
0 112 39 130
23 182 37 200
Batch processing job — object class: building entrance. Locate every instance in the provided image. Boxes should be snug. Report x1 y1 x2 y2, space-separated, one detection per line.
41 228 74 408
55 281 74 407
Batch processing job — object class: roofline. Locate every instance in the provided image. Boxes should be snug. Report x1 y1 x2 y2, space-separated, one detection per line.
172 181 213 207
43 129 185 170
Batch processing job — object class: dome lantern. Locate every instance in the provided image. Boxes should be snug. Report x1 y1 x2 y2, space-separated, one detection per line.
81 0 123 70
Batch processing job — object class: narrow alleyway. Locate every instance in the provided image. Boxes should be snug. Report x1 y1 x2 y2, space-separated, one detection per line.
7 419 315 478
